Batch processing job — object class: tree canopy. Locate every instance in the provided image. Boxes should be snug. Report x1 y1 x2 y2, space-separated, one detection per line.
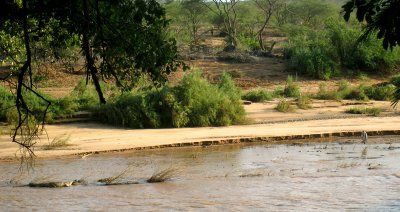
0 0 184 159
342 0 400 50
342 0 400 106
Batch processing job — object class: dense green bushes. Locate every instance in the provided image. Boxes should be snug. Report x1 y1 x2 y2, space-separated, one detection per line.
284 19 400 80
346 107 382 116
0 79 116 124
94 72 246 128
315 80 395 101
242 89 273 102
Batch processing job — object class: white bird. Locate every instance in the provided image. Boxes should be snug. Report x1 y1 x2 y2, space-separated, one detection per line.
361 131 368 144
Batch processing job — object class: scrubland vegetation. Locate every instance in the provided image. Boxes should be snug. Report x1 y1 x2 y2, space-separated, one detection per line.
0 0 399 131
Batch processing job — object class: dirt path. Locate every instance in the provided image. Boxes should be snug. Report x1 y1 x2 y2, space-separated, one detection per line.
1 103 399 160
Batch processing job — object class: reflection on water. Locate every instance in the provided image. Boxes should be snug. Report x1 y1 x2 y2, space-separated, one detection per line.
1 137 400 211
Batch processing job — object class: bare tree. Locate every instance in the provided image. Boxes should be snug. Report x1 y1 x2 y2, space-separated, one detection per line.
253 0 282 51
273 0 288 27
204 0 239 50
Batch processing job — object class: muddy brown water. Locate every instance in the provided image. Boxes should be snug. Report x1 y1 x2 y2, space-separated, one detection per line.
1 137 400 211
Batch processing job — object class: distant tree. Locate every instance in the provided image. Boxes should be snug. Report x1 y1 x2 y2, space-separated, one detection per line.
342 0 400 105
273 0 289 27
204 0 240 50
181 0 207 45
253 0 283 50
0 0 184 159
287 0 336 28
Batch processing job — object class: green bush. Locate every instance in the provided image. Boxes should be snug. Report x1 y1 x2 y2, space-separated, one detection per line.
315 83 342 100
346 107 382 116
337 80 351 95
343 85 369 101
315 81 374 101
284 76 301 97
70 80 102 110
296 95 312 109
284 28 337 80
364 84 395 101
0 83 89 124
242 89 273 102
94 72 246 128
0 86 14 122
284 19 400 79
276 99 295 112
237 34 260 51
272 87 284 97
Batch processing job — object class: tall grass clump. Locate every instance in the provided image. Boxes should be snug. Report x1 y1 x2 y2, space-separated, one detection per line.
69 79 118 111
276 99 295 112
147 167 179 183
343 85 369 101
315 83 342 100
315 80 371 101
296 95 312 109
94 72 246 128
42 134 72 150
283 76 301 97
242 89 273 102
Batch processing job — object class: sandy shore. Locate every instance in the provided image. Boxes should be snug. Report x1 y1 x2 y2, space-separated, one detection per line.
0 101 399 160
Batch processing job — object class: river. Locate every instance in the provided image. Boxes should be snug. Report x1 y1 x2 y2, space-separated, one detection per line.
1 137 400 211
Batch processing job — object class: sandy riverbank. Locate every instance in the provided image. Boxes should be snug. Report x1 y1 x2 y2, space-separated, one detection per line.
0 101 399 160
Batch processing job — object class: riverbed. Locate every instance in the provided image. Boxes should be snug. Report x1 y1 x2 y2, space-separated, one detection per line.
1 137 400 211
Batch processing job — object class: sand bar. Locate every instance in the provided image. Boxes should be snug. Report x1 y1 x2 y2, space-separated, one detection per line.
1 115 399 160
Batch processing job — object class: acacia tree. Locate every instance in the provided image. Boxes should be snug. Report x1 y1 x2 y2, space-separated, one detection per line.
204 0 239 50
253 0 282 50
181 0 207 46
0 0 183 160
273 0 288 27
287 0 335 28
342 0 400 105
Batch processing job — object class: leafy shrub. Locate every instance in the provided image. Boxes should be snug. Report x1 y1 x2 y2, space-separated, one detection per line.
343 85 369 101
272 87 284 97
242 89 273 102
1 83 88 125
284 28 337 80
0 86 14 122
94 72 246 128
364 84 395 101
70 80 102 110
237 34 260 51
276 99 295 112
177 72 245 126
315 81 372 101
337 80 352 96
284 76 301 97
284 19 400 79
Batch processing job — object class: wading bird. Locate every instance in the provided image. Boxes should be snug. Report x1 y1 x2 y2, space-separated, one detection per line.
361 131 368 144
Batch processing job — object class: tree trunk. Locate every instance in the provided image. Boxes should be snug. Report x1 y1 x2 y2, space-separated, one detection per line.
82 0 106 104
